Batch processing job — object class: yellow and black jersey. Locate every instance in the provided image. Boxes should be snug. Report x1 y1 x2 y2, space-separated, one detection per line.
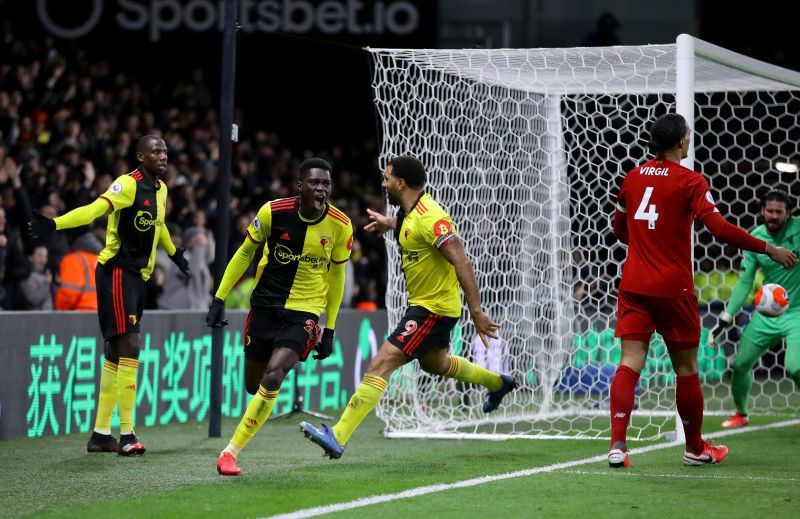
96 170 169 281
246 197 353 315
394 193 461 317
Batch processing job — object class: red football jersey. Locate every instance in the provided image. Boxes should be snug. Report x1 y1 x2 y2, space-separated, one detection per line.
616 158 718 297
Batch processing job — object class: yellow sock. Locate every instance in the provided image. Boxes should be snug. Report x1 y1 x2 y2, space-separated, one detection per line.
444 355 502 392
332 374 387 445
93 359 118 434
117 357 139 435
228 386 279 453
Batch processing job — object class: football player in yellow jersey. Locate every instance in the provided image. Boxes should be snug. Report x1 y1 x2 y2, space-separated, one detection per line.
301 155 517 460
208 158 353 476
27 136 189 456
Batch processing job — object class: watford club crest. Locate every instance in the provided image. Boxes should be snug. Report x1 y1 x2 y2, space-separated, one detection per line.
128 315 137 325
320 236 331 247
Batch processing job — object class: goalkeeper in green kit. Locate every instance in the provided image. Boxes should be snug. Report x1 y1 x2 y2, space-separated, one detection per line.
709 189 800 428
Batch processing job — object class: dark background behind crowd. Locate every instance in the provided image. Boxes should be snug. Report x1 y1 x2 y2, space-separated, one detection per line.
1 0 798 312
0 22 389 311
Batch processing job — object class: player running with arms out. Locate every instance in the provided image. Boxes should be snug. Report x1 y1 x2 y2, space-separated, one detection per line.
300 155 515 460
709 188 800 428
608 114 796 468
28 136 190 456
208 158 353 476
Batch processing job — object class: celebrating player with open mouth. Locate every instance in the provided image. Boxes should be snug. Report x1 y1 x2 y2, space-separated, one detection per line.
209 158 353 476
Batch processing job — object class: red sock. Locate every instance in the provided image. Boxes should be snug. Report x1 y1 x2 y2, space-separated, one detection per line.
609 365 639 448
676 373 704 453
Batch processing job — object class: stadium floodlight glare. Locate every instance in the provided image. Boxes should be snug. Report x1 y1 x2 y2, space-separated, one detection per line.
369 34 800 441
774 161 798 173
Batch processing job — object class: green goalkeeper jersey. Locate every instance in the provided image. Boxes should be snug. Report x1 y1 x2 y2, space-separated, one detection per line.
725 216 800 315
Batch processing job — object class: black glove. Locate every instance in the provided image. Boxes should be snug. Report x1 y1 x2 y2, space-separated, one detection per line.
206 297 228 328
27 211 56 239
169 247 190 276
313 328 334 360
708 312 734 346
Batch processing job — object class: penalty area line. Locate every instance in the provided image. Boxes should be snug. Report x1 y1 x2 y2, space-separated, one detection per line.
263 419 799 519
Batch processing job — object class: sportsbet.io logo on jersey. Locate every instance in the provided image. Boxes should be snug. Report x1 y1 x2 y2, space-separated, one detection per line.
273 243 326 269
134 210 161 232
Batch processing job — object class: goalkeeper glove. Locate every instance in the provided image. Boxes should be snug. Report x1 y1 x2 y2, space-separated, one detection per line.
169 247 190 276
27 211 56 239
313 328 334 360
708 311 734 346
205 297 228 328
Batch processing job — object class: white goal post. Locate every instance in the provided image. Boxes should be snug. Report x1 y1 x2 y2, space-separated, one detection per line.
368 35 800 440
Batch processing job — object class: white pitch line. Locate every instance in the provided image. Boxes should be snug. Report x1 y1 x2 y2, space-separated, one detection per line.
559 469 800 483
263 419 799 519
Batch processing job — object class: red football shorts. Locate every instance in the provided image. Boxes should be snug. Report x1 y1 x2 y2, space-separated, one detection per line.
614 290 700 350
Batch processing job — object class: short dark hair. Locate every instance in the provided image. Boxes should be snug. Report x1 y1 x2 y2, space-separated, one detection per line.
760 188 792 210
136 135 162 153
298 157 332 178
647 113 688 153
388 155 426 188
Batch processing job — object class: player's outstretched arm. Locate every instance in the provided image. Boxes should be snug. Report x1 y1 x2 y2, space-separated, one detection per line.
364 208 396 235
701 212 797 268
28 198 110 238
439 235 500 348
32 175 137 237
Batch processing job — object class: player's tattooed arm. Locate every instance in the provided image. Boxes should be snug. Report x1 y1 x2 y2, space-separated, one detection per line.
440 235 500 347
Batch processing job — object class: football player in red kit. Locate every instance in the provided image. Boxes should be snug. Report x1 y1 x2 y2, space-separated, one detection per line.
608 113 796 468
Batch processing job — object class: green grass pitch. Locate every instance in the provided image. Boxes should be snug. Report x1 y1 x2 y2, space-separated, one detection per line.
1 414 798 518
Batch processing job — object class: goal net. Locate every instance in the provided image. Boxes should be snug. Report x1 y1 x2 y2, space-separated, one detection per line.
368 35 800 440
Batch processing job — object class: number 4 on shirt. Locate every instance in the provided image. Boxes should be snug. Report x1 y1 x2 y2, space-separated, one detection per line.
634 186 659 229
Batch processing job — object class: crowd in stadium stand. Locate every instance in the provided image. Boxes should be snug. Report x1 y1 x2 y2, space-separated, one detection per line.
0 32 387 311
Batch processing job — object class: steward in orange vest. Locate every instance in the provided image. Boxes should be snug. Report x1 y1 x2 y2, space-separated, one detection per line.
55 232 102 311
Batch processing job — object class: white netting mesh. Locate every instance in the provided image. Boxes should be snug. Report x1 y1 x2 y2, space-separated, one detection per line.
370 41 800 440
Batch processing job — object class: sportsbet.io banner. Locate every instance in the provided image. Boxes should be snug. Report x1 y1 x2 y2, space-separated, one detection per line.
0 310 387 441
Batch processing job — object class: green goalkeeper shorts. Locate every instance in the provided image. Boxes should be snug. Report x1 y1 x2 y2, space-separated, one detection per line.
741 309 800 348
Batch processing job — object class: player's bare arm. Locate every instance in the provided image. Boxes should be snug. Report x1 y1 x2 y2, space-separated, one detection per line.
764 243 797 269
438 234 500 347
364 208 396 235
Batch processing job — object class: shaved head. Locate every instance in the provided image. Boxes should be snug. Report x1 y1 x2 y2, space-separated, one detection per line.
137 135 162 153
